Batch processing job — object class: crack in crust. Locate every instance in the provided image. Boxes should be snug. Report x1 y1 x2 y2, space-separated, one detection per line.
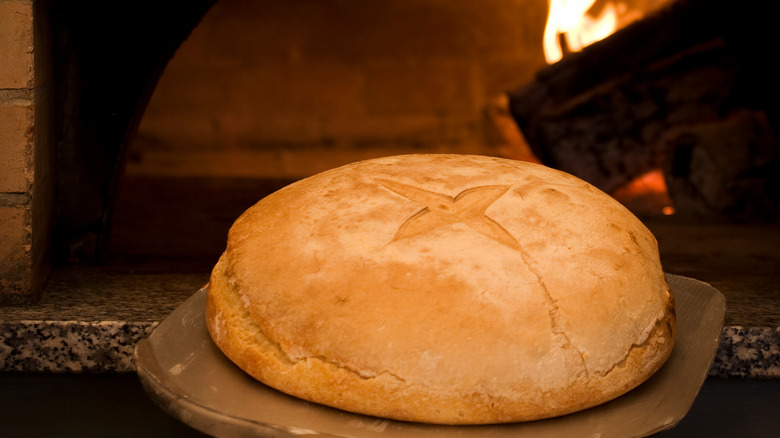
374 179 520 251
592 290 675 378
513 247 590 379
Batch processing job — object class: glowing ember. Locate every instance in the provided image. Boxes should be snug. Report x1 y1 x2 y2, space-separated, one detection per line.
610 169 675 217
543 0 619 63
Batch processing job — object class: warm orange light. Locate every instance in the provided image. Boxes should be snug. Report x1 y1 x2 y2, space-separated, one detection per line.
543 0 619 64
610 169 675 217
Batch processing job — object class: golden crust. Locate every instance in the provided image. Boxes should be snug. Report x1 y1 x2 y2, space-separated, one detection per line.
206 154 675 424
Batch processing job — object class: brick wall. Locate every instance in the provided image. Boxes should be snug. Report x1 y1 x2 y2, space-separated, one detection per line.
127 0 548 178
1 0 52 303
1 0 35 302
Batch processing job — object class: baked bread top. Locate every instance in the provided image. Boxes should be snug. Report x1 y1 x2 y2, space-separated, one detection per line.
206 154 675 424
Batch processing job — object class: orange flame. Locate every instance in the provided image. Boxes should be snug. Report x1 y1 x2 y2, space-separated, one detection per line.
610 169 675 217
543 0 619 64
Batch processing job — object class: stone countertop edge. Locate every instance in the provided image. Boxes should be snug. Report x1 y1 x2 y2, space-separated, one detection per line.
0 320 157 373
0 319 777 377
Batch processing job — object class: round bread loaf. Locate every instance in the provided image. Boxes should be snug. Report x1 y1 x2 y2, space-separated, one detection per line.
206 154 675 424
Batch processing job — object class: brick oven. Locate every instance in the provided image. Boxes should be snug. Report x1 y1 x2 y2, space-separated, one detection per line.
4 0 778 305
3 0 553 303
0 0 778 331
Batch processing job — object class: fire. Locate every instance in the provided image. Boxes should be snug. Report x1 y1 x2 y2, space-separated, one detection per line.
543 0 619 64
610 169 675 217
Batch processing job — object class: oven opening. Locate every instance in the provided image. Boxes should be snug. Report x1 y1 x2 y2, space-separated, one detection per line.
107 0 556 273
110 0 779 277
3 0 779 309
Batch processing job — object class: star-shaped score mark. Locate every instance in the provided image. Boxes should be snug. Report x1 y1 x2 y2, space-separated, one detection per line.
376 179 520 251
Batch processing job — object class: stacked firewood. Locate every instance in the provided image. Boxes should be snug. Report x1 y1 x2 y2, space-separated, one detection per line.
508 0 779 221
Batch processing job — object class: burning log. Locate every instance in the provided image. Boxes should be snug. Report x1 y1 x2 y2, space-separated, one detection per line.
508 0 780 221
663 110 779 222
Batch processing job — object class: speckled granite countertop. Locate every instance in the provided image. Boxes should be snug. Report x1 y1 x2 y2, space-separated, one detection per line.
1 263 778 378
0 266 206 373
